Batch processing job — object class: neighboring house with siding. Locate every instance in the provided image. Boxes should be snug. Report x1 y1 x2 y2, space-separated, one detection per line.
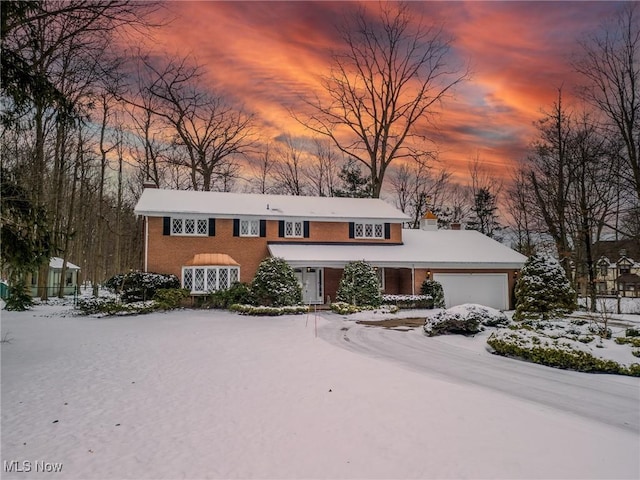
134 188 527 310
30 257 81 297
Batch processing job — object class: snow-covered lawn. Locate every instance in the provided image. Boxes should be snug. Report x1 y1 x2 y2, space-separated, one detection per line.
2 305 639 479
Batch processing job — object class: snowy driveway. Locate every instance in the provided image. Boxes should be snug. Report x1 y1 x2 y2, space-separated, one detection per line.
317 313 640 433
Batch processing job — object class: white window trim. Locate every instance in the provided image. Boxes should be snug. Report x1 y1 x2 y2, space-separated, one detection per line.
171 217 208 236
182 266 240 293
285 220 304 238
240 219 260 237
354 222 384 239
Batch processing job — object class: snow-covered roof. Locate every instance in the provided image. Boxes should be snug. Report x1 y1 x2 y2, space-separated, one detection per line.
134 188 410 222
268 229 528 269
49 257 80 270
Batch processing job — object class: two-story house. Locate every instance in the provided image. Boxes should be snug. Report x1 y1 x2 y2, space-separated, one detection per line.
134 187 527 309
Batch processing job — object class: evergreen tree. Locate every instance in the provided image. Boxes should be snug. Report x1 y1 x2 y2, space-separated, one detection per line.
336 261 382 307
420 279 445 308
251 257 302 307
467 187 501 238
0 166 54 285
513 254 576 321
332 159 373 198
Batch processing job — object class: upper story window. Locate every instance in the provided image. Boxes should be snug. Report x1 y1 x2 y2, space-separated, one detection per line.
240 219 260 237
355 222 384 239
285 221 303 238
599 265 609 277
171 217 208 236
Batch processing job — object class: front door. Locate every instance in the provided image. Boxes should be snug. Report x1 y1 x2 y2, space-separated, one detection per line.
294 268 323 304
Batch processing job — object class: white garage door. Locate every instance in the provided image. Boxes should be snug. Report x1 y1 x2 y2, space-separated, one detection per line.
433 273 509 310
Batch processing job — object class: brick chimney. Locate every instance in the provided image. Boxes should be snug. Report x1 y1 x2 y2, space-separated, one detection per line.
450 222 461 231
143 180 158 189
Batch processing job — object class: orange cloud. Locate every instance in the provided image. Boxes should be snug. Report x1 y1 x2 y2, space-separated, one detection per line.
134 0 627 188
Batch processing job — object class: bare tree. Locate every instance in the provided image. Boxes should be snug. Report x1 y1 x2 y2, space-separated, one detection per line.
249 143 276 194
388 161 451 228
526 89 575 278
272 134 308 195
142 57 255 191
303 138 341 197
300 2 468 197
574 3 640 203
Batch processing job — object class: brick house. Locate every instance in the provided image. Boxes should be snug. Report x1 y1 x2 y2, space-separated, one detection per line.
134 188 527 309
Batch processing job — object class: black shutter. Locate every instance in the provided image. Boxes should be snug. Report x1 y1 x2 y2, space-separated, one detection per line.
303 221 310 238
384 223 391 239
278 220 285 238
208 218 216 236
163 217 171 235
349 222 355 239
233 219 240 237
259 219 267 237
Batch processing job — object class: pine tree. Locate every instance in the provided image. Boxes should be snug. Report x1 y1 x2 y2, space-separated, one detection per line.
513 254 576 321
336 261 382 307
467 187 501 238
332 160 372 198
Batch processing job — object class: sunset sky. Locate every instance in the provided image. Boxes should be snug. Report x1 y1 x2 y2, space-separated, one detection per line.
142 1 628 186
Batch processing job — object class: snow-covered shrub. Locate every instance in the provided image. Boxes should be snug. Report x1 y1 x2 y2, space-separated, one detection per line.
513 254 575 322
229 304 308 316
104 271 180 303
420 279 445 308
153 288 190 309
336 261 382 307
251 257 302 307
626 327 640 337
424 304 509 336
76 297 157 316
382 294 433 309
487 329 639 376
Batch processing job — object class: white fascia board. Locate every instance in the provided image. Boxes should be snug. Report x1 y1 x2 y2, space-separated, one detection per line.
134 210 407 223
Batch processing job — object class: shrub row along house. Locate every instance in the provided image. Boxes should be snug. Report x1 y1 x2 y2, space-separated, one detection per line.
134 187 527 309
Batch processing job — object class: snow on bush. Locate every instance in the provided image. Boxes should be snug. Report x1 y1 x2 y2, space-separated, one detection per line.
104 271 180 302
424 303 509 337
514 254 575 321
336 261 382 307
382 294 433 309
229 304 308 316
420 279 445 308
487 322 640 376
251 257 302 307
330 301 399 315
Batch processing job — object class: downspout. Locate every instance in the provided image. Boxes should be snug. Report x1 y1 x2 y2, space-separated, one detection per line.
144 216 149 272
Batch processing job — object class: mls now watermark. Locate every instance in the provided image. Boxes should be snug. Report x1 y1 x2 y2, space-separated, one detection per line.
4 460 64 473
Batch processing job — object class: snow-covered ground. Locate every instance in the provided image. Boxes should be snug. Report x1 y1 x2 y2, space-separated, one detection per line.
2 305 639 479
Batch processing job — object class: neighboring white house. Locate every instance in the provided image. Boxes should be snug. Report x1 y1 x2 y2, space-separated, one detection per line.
30 257 81 297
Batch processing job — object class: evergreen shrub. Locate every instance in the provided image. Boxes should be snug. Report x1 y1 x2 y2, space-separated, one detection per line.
336 260 382 307
513 254 575 321
104 271 180 302
153 288 190 309
209 282 254 308
251 257 302 307
420 279 445 308
4 279 33 311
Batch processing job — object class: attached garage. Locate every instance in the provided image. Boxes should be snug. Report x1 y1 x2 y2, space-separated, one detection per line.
433 273 509 310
